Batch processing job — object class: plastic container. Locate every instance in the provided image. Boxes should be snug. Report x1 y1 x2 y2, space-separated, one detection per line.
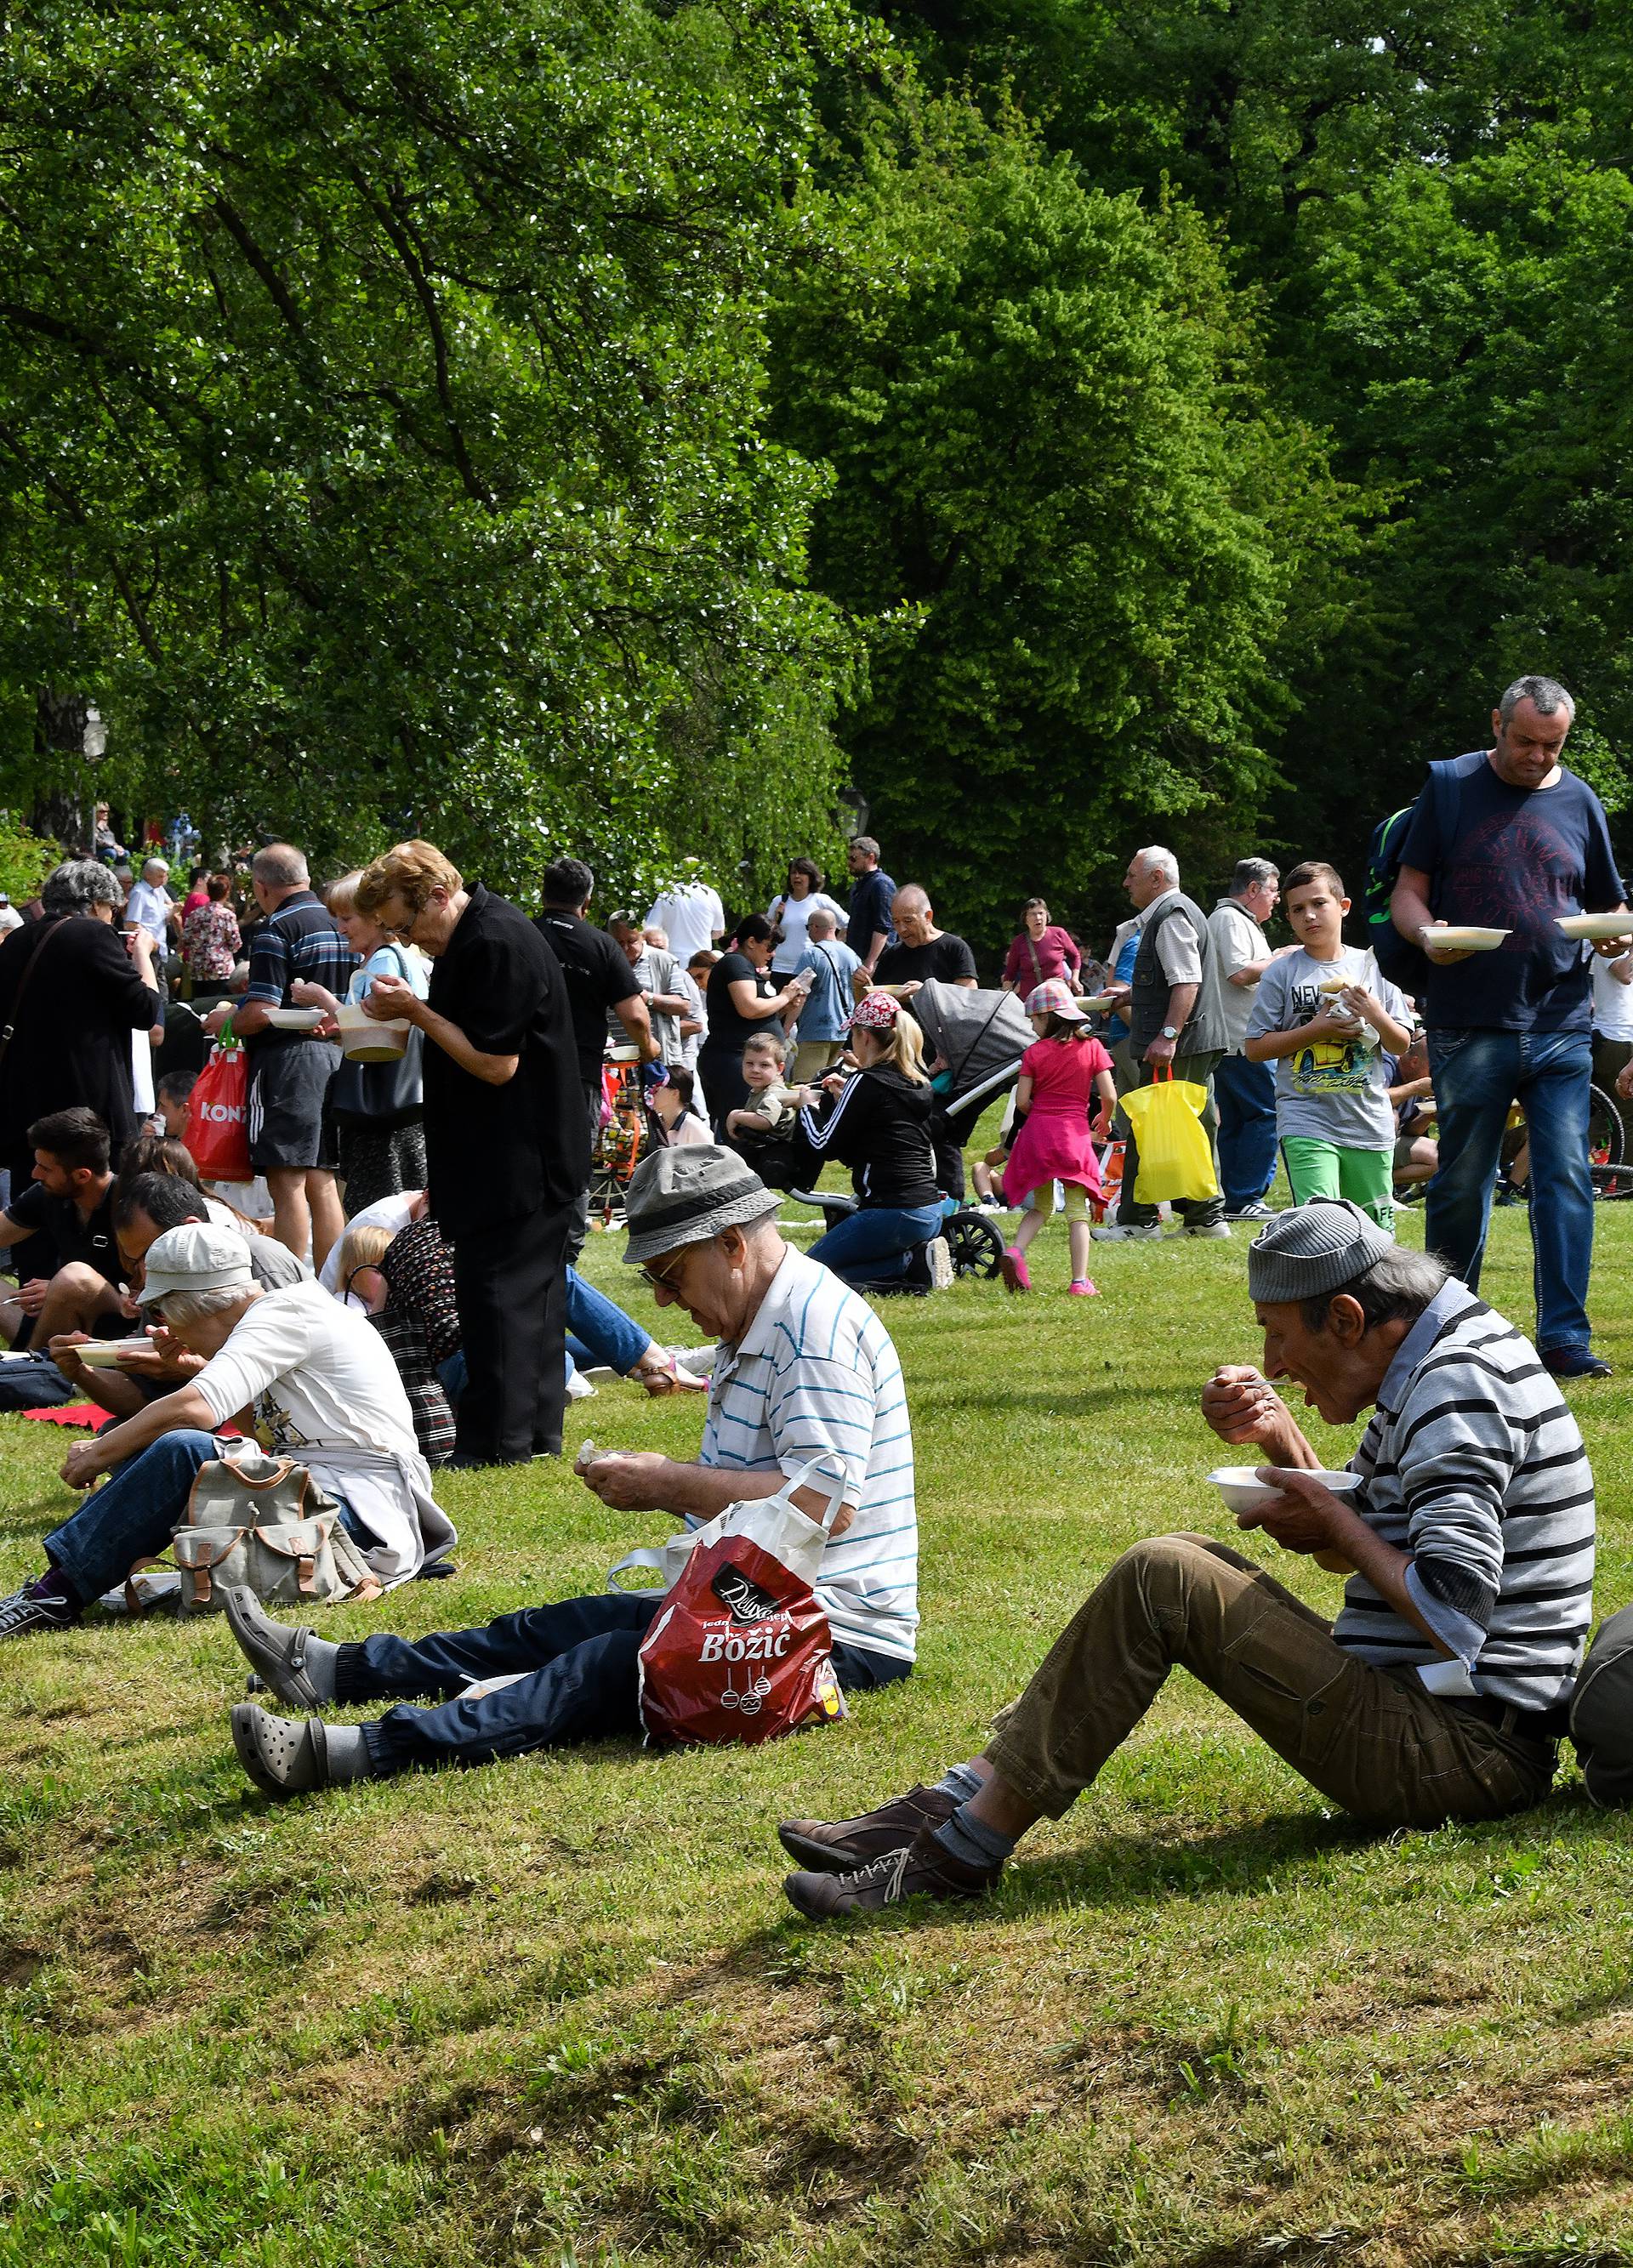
1207 1466 1364 1517
335 1003 411 1061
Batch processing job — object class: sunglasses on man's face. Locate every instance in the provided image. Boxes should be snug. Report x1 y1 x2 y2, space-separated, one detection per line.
639 1253 691 1295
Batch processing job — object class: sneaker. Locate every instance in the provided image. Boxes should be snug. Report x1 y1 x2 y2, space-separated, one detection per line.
1224 1200 1277 1221
1090 1222 1162 1242
926 1236 953 1292
999 1246 1032 1293
1542 1347 1613 1380
1067 1278 1098 1297
0 1571 80 1643
1186 1221 1232 1239
783 1826 999 1918
777 1782 958 1873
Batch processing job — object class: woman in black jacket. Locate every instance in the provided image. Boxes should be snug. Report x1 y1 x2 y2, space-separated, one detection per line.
0 860 162 1188
790 991 945 1289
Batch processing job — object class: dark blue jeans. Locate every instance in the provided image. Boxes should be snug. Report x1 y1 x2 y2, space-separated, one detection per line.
1425 1026 1595 1354
808 1202 943 1287
1213 1052 1278 1208
45 1430 220 1605
341 1594 910 1773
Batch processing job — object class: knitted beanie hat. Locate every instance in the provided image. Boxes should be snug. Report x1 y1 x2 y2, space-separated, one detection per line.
1246 1200 1395 1304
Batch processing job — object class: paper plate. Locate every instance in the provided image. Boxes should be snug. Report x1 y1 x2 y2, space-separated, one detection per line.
1557 913 1633 942
1419 925 1510 952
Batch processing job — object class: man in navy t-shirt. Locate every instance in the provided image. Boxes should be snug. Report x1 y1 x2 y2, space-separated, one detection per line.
1391 674 1633 1378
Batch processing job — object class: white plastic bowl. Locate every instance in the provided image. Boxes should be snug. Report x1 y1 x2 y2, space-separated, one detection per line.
265 1006 327 1031
1557 913 1633 942
335 1003 410 1060
1207 1466 1363 1517
76 1342 132 1370
1418 924 1510 952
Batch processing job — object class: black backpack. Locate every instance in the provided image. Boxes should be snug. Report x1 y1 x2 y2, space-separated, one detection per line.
1363 749 1489 995
1570 1606 1633 1807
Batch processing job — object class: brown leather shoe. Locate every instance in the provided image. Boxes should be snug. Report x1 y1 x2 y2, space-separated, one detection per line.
777 1783 958 1873
783 1827 999 1918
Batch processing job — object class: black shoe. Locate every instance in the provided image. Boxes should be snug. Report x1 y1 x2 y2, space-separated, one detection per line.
777 1782 958 1873
0 1572 81 1642
783 1826 999 1918
1542 1347 1613 1380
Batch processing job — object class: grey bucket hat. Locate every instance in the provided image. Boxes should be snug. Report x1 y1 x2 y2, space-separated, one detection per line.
622 1145 778 1267
1245 1200 1395 1305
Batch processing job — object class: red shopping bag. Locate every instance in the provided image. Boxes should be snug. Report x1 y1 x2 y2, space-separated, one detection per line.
185 1038 253 1183
609 1460 850 1747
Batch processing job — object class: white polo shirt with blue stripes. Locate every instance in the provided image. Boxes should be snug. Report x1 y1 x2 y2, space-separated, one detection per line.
699 1245 918 1663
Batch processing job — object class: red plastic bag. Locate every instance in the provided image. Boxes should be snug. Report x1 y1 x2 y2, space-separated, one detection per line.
611 1460 850 1747
185 1038 253 1183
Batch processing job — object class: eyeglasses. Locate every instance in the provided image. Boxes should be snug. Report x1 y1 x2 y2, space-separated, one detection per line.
638 1254 690 1294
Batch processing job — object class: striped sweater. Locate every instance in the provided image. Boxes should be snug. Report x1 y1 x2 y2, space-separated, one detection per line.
698 1245 918 1662
1340 1281 1595 1709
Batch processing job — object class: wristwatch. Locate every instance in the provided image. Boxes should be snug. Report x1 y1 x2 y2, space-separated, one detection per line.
1161 1024 1181 1041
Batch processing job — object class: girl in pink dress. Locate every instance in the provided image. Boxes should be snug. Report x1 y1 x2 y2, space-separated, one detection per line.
1001 980 1117 1295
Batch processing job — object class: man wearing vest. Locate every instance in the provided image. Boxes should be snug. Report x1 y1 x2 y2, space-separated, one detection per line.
1094 845 1231 1240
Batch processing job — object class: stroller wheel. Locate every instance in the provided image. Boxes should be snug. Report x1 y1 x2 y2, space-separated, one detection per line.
943 1211 1004 1280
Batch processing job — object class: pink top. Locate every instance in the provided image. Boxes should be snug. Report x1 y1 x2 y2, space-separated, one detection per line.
1003 926 1082 992
1002 1033 1112 1207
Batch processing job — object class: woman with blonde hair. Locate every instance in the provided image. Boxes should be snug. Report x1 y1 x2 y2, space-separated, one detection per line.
291 868 430 1216
788 992 947 1291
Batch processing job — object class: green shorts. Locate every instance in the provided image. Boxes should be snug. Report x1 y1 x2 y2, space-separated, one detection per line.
1279 1136 1395 1232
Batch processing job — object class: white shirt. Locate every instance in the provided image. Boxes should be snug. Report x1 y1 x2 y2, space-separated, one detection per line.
767 890 849 974
124 879 174 945
0 905 21 934
1591 953 1633 1043
192 1278 451 1583
698 1245 918 1661
645 883 724 963
1208 898 1271 1053
1142 886 1203 985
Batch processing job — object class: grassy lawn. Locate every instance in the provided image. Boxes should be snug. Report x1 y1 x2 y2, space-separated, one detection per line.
3 1185 1633 2267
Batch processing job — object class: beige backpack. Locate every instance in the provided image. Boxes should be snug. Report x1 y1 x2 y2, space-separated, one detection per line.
126 1441 378 1614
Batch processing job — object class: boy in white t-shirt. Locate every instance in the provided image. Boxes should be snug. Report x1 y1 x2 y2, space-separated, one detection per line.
1244 861 1414 1230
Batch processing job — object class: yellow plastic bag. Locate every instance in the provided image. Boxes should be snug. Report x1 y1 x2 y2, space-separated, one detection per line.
1121 1071 1219 1203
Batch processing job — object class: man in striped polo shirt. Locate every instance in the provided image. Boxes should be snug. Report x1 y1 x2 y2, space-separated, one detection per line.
782 1199 1591 1916
223 1145 913 1793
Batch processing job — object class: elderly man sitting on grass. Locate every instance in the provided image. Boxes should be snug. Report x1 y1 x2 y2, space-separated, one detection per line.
0 1224 453 1642
223 1146 918 1795
779 1199 1595 1917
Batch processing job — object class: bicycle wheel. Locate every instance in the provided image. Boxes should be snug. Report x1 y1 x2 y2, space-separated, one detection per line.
1588 1082 1624 1168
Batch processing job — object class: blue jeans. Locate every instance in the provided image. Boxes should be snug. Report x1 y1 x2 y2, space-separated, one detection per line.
46 1430 220 1604
1214 1052 1278 1208
339 1593 910 1773
435 1270 651 1405
808 1202 944 1287
1425 1026 1595 1353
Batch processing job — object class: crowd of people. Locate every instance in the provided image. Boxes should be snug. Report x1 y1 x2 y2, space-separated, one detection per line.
1 671 1629 1907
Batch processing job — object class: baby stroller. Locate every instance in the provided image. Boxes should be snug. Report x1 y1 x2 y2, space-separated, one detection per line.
788 982 1031 1282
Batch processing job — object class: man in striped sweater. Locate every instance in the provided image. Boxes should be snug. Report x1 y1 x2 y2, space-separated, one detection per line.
223 1145 914 1793
782 1199 1592 1916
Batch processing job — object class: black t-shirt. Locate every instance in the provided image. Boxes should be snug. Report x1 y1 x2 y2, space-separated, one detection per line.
1399 755 1625 1032
702 952 777 1056
423 884 589 1236
5 1180 120 1281
534 907 641 1081
156 1001 211 1081
873 933 978 990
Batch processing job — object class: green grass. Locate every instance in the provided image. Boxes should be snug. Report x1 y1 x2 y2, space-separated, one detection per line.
3 1185 1633 2266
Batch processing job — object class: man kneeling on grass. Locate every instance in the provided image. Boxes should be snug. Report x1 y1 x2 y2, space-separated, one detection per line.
779 1199 1594 1917
225 1146 916 1795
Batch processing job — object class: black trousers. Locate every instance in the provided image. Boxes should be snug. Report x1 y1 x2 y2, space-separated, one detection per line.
451 1206 571 1464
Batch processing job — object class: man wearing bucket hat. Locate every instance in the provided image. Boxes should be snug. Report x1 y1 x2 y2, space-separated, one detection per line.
0 1224 453 1642
778 1199 1593 1916
221 1146 919 1794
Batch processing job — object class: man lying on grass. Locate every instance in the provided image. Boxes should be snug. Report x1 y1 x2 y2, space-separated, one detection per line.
779 1199 1595 1917
225 1147 917 1793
